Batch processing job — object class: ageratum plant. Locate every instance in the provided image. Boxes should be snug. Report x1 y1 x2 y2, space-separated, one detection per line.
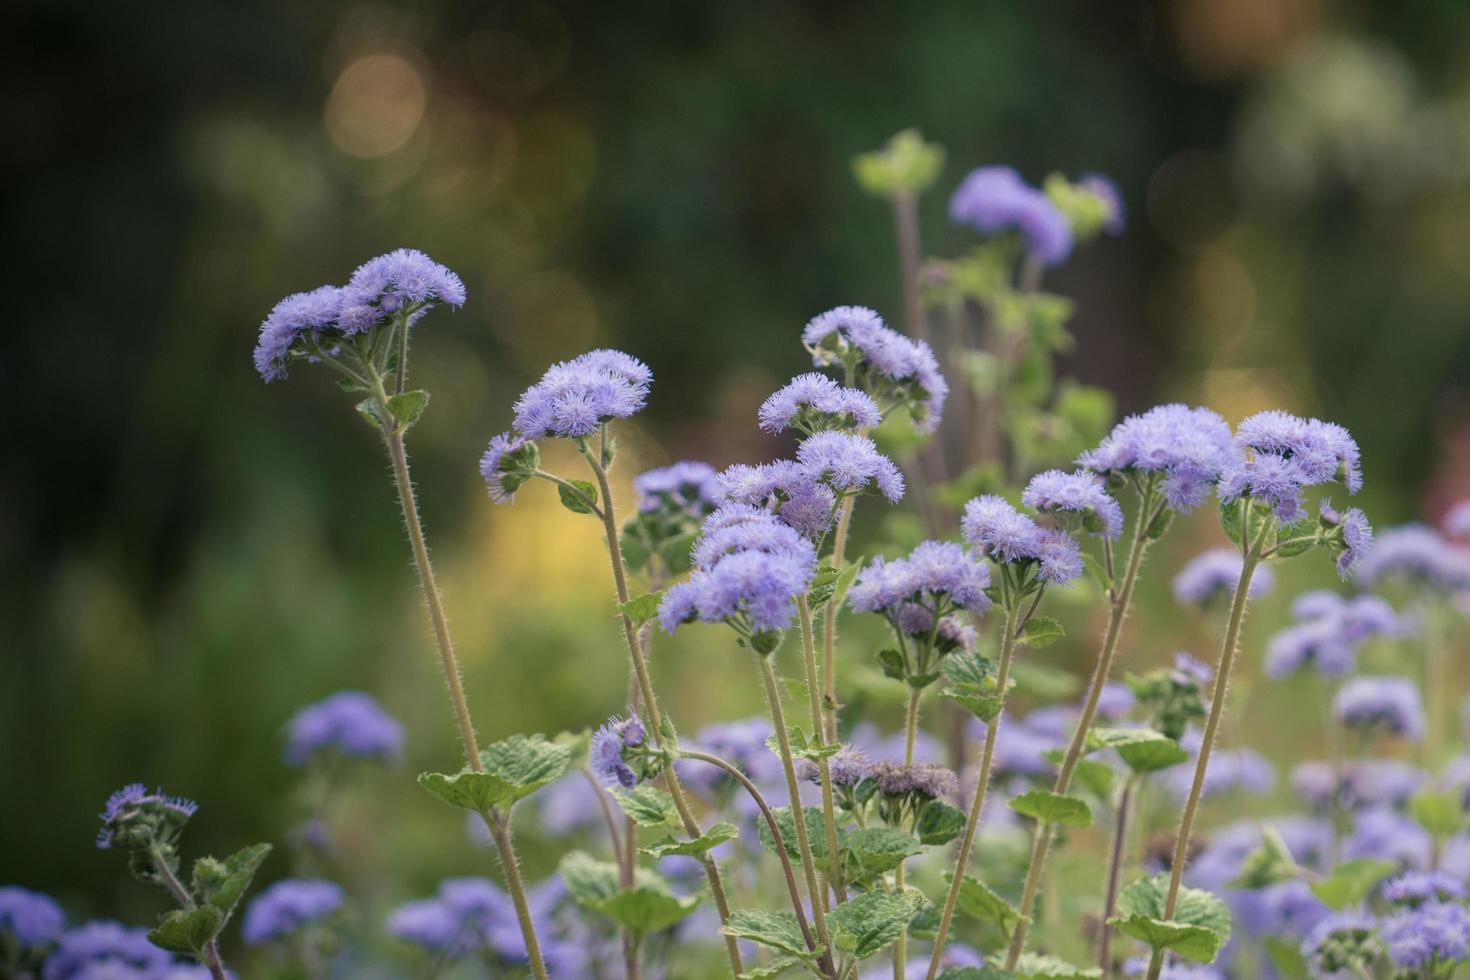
17 131 1470 980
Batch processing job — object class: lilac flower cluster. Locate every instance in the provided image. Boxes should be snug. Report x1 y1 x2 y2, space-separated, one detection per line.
387 877 527 961
1021 469 1124 538
660 507 819 636
1356 524 1470 591
1334 675 1426 741
1301 910 1381 976
1383 871 1467 906
96 785 198 851
0 885 65 953
241 879 344 945
1292 759 1424 811
480 432 538 504
847 540 992 629
633 461 720 516
1079 404 1236 512
758 373 881 434
1166 730 1276 801
510 349 653 440
1219 411 1363 531
40 921 175 979
284 691 404 767
948 166 1074 266
590 714 646 788
674 717 785 800
869 761 959 799
253 249 464 382
961 495 1083 585
1264 591 1401 678
1173 549 1276 608
1381 900 1470 970
800 306 948 432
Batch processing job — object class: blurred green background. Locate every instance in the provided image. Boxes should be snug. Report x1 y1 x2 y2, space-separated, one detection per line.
6 0 1470 963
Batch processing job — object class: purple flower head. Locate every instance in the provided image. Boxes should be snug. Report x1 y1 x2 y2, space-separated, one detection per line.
796 432 905 502
1444 500 1470 538
1096 682 1136 722
1335 676 1425 741
1356 524 1470 592
42 922 173 980
714 461 841 539
1319 502 1374 579
674 718 783 795
511 349 652 439
1078 404 1237 512
590 714 646 789
801 746 871 789
1166 731 1275 800
1218 453 1307 524
479 431 537 504
1381 900 1470 969
284 691 404 767
1383 871 1466 907
1236 412 1363 493
1265 619 1357 679
1172 653 1214 688
690 509 816 570
758 374 881 434
800 306 948 433
869 761 958 799
387 878 525 961
1345 806 1433 868
949 166 1074 266
937 616 979 652
1080 172 1126 235
1035 527 1084 585
1293 760 1425 812
633 461 719 516
1022 469 1124 538
0 886 65 952
846 540 992 623
252 285 344 382
242 879 344 946
1172 549 1275 609
1301 910 1382 976
347 248 466 310
96 785 198 850
961 495 1043 563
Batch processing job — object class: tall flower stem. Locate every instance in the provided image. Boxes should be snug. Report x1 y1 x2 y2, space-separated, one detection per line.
149 846 229 980
1005 487 1158 968
485 810 551 980
821 496 857 744
1144 521 1269 980
798 595 848 907
893 686 923 980
1097 778 1137 977
924 602 1021 979
581 444 744 976
759 651 835 961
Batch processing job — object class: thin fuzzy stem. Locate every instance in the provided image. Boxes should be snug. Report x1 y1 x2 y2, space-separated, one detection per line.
581 444 745 976
821 495 857 744
924 602 1021 979
759 651 834 959
581 770 628 875
149 847 228 980
892 687 923 980
681 750 822 960
1145 524 1269 980
1006 494 1156 968
486 811 551 980
798 595 847 907
1098 779 1136 977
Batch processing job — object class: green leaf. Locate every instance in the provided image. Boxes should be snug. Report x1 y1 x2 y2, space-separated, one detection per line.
385 389 430 430
721 909 818 960
619 528 651 572
851 128 946 198
657 530 698 574
1081 552 1113 594
878 648 907 682
1144 507 1174 541
1110 874 1230 963
946 873 1027 934
418 734 571 813
1009 789 1093 827
558 478 599 515
1013 952 1101 979
1020 617 1065 649
915 801 967 845
640 822 739 859
1220 500 1244 547
1264 935 1310 979
738 958 805 979
611 785 680 828
1087 728 1189 774
1410 788 1464 838
1228 827 1300 890
355 397 385 430
828 888 925 960
147 906 224 955
942 649 1007 721
840 827 923 884
620 591 663 626
1071 759 1118 800
191 842 272 924
1309 858 1397 910
559 849 622 904
598 887 700 935
767 727 842 763
758 806 834 862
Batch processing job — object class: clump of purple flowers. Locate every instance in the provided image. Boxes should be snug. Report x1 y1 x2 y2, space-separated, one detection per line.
634 461 720 517
95 784 198 852
1356 524 1470 592
1079 404 1237 512
847 540 992 626
1381 900 1470 970
961 495 1083 586
1021 469 1124 538
758 373 881 435
590 714 648 789
1334 675 1426 741
0 885 65 957
1383 871 1467 907
241 878 344 945
1173 549 1276 609
284 691 404 767
949 166 1074 266
511 349 652 440
41 921 175 979
1264 591 1401 679
800 305 948 432
1220 410 1362 526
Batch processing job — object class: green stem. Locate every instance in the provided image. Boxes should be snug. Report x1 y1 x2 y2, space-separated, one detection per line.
1005 495 1155 968
1098 778 1136 978
799 595 847 907
149 846 228 980
486 811 551 980
821 496 857 743
1144 524 1269 980
894 687 922 980
924 603 1021 979
759 651 834 959
581 444 744 977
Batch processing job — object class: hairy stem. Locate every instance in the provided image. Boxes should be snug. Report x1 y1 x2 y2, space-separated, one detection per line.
1098 779 1136 977
582 445 744 976
924 603 1020 979
1006 497 1155 967
821 496 857 744
149 847 228 980
893 687 923 980
487 811 551 980
799 595 847 907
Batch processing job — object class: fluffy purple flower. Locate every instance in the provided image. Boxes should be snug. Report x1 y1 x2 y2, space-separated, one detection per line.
387 878 526 961
1293 760 1424 811
1301 910 1381 975
691 508 816 570
241 879 344 945
1166 730 1274 800
634 461 719 516
511 349 652 439
0 886 65 951
1218 453 1308 523
846 540 992 620
1265 619 1357 679
1236 412 1362 493
1445 500 1470 538
590 714 646 789
961 495 1043 562
284 691 404 767
1335 675 1425 741
1079 404 1237 512
480 431 535 504
1356 524 1470 592
674 718 783 795
949 166 1074 266
662 510 818 635
800 306 948 432
1035 527 1084 585
758 374 881 434
1383 871 1466 906
42 921 174 980
253 285 344 382
96 785 198 850
801 746 871 788
1096 682 1136 722
1172 549 1275 608
1345 806 1433 868
1022 469 1124 538
346 248 466 310
869 761 959 799
1381 900 1470 969
795 432 905 502
1172 653 1214 687
1080 172 1126 235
